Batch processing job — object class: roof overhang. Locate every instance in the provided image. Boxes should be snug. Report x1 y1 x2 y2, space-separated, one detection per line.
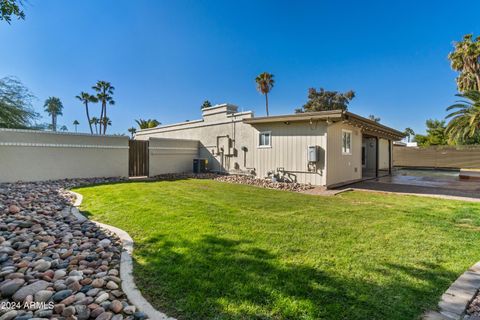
243 110 405 141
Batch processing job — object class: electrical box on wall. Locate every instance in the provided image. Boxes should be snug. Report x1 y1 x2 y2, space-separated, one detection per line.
307 145 319 162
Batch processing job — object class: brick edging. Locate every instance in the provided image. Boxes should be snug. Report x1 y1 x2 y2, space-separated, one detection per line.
69 191 177 320
423 262 480 320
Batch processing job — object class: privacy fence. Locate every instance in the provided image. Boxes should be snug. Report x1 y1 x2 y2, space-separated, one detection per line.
393 145 480 169
0 129 200 183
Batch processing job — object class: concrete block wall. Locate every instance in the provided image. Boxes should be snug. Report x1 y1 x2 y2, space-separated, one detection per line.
0 129 129 183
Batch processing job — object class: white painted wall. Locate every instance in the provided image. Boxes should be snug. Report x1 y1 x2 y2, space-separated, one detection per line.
326 122 362 187
0 129 129 183
378 138 390 170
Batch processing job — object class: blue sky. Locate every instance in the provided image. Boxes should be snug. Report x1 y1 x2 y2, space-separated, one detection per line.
1 0 479 135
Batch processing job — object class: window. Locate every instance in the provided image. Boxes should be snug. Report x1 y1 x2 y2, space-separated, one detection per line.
342 130 352 155
258 131 271 147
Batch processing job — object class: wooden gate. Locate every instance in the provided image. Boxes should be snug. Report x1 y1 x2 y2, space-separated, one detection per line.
129 140 149 177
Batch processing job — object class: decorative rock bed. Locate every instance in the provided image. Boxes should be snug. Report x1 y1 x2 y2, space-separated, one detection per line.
154 173 315 192
0 178 147 320
0 174 313 319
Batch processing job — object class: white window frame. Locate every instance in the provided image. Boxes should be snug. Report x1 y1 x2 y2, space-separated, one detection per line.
342 129 352 155
258 131 272 148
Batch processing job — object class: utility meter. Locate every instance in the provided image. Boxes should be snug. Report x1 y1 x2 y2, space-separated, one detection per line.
307 145 319 162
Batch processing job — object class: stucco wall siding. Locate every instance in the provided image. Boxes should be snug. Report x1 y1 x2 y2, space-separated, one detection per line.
0 129 129 183
136 107 327 185
326 122 362 187
136 108 255 174
136 106 400 187
148 137 199 176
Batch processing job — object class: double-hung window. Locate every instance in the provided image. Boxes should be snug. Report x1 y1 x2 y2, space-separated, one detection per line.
258 131 271 148
342 130 352 155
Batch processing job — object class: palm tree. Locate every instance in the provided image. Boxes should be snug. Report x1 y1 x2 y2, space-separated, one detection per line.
101 117 112 134
445 90 480 142
135 118 160 129
92 81 115 134
90 117 99 134
76 92 98 134
404 128 415 142
201 100 212 109
128 127 136 139
59 125 68 132
255 72 274 116
73 120 79 133
43 97 63 131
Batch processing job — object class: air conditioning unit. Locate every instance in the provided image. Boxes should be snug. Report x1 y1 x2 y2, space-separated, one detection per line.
193 158 208 173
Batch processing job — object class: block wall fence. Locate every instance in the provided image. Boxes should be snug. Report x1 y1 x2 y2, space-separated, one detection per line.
0 129 202 183
0 129 129 183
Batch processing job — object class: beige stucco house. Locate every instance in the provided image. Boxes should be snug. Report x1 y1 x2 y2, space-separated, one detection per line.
135 104 404 188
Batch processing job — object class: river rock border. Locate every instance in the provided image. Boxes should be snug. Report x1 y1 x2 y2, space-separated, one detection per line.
69 191 176 320
423 262 480 320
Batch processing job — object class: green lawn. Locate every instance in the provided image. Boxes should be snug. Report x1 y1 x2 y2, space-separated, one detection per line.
75 179 480 320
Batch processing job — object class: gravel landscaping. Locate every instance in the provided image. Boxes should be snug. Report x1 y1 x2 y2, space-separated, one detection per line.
0 178 147 320
466 294 480 319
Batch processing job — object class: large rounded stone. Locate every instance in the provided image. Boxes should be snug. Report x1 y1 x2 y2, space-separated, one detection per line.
0 278 25 297
106 281 118 290
96 311 113 320
33 259 51 272
12 280 50 302
95 292 109 304
34 289 53 302
52 289 73 302
109 300 123 313
0 310 18 320
62 305 76 317
75 304 90 320
92 278 105 288
8 205 20 214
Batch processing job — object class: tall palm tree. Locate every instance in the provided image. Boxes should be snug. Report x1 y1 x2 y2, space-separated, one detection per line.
43 97 63 132
255 72 274 116
135 118 160 129
446 90 480 143
73 120 79 133
90 117 99 134
404 128 415 142
92 81 115 134
128 127 136 139
76 92 98 134
102 117 112 134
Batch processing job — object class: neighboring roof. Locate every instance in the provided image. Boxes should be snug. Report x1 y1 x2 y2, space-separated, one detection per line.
244 110 405 140
243 110 344 124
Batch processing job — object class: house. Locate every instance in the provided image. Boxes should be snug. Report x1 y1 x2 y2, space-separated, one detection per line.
135 104 404 188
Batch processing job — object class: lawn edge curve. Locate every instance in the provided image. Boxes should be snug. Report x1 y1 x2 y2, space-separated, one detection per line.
69 190 177 320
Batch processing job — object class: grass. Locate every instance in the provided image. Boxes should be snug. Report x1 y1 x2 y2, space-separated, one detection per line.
75 179 480 320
